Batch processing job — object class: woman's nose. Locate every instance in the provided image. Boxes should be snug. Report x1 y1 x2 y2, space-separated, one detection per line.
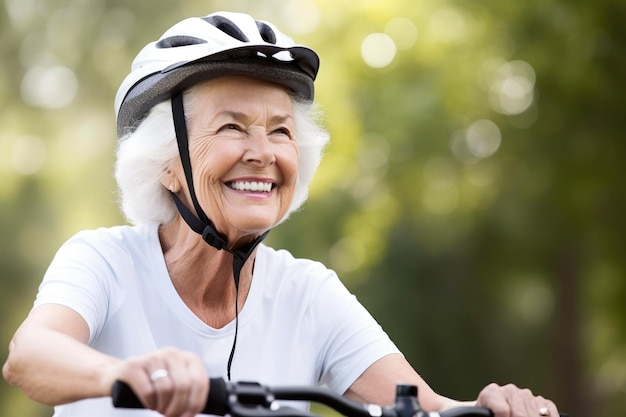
244 130 276 166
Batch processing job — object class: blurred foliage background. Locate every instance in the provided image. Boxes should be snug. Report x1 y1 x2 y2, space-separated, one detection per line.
1 0 624 416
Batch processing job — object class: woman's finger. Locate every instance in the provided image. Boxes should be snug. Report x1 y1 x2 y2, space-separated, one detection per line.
186 352 209 414
148 364 174 414
476 383 511 417
161 350 205 417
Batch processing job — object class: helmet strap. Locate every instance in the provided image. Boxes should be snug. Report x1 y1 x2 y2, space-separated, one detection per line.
172 92 210 225
170 92 269 380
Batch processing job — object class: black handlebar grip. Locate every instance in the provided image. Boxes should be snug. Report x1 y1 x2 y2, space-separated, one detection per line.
111 380 144 409
204 377 229 415
111 378 229 415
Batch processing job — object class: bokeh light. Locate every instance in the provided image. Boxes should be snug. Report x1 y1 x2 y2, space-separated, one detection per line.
384 17 418 50
282 0 320 35
21 65 78 108
450 119 502 163
11 135 47 175
4 0 40 27
428 7 467 44
465 119 502 159
361 33 397 68
504 276 555 324
488 60 536 115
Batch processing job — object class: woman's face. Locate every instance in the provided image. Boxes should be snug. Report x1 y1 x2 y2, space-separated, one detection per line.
164 76 298 246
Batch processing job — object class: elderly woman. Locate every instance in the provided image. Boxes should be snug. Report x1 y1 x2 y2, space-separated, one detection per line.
3 11 559 417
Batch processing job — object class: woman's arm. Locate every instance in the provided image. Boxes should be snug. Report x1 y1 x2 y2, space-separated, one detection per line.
345 353 559 417
3 304 209 417
343 353 460 410
2 304 120 405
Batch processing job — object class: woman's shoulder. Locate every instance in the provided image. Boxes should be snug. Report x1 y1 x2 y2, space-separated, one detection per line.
255 244 344 297
59 223 159 261
257 244 332 275
68 223 156 245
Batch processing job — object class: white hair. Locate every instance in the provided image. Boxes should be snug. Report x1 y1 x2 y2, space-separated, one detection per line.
114 93 329 226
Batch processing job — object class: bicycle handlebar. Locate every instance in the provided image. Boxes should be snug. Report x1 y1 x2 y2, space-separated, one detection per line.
112 378 572 417
112 378 497 417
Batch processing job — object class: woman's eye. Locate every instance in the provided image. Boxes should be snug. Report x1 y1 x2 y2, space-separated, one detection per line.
219 123 241 132
272 127 292 138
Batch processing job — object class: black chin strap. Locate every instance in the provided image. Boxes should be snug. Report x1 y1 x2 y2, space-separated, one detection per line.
170 92 269 380
172 93 210 225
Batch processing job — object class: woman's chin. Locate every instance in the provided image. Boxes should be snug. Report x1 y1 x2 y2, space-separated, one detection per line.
220 220 274 244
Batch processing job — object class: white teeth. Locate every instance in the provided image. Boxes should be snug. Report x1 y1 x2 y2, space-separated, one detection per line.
229 181 273 192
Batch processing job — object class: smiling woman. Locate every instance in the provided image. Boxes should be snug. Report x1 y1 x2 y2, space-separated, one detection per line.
3 10 561 417
159 76 300 246
114 79 327 229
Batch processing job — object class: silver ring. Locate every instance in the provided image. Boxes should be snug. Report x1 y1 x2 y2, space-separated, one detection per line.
150 368 169 382
539 407 550 416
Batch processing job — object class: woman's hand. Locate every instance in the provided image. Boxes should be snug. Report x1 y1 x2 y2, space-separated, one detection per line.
476 383 559 417
112 347 208 417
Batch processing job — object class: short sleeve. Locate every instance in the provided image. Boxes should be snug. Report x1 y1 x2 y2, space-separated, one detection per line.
311 272 401 394
34 230 118 344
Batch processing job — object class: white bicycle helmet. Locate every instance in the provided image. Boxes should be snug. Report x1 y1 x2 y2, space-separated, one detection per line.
114 11 320 137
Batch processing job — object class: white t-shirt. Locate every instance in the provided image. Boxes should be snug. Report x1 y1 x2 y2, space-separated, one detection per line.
34 224 399 416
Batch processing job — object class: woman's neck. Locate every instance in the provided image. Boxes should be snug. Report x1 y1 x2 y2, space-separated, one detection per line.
158 220 257 328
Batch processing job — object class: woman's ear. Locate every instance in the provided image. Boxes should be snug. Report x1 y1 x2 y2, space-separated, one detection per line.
160 166 181 193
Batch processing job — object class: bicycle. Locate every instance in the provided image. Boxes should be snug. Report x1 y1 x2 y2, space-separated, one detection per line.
112 378 570 417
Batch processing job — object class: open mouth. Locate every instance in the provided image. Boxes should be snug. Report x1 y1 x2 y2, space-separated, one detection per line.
226 181 275 193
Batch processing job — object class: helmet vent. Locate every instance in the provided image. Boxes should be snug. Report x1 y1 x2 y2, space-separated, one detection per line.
256 22 277 44
202 15 249 42
157 36 207 48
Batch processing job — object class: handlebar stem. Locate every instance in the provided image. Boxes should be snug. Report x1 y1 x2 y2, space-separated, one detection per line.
229 381 275 407
393 385 425 417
